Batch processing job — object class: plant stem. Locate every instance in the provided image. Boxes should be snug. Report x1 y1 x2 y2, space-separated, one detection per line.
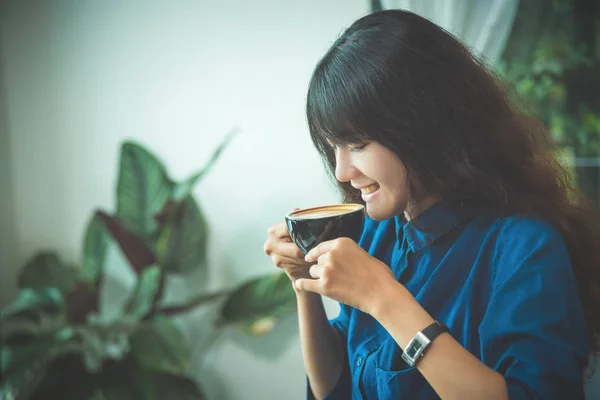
156 290 231 316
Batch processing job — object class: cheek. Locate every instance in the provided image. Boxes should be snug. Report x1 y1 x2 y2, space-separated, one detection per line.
382 168 408 197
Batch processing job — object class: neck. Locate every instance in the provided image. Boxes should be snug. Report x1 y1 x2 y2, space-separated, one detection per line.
404 196 439 221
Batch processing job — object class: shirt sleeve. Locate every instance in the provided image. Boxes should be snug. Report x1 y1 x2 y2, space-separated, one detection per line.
479 218 589 399
306 303 352 400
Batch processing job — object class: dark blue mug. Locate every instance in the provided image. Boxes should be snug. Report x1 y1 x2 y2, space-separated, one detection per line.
285 204 366 255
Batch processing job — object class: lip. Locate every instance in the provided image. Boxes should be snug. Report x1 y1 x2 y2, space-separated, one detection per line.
361 186 380 202
353 183 379 190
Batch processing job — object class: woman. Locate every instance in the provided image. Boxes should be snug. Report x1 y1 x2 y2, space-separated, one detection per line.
264 9 600 399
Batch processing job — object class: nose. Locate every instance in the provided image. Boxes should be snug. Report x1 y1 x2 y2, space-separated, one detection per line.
334 150 358 183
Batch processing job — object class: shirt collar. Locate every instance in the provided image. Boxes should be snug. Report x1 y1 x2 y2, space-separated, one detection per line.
394 201 474 253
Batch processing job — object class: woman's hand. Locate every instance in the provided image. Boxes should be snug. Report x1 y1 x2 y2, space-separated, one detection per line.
264 216 312 283
295 237 399 315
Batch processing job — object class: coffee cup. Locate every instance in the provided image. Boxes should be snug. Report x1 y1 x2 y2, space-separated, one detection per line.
285 203 366 255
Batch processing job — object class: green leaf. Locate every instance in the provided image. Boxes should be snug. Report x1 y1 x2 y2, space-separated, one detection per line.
155 196 208 273
96 355 153 400
81 212 111 282
1 317 42 342
1 336 50 373
130 317 190 375
0 328 82 400
31 355 98 400
2 328 74 370
90 390 107 400
218 272 297 334
76 325 131 373
97 360 206 400
17 252 79 294
116 141 174 239
171 128 238 202
149 373 207 400
97 211 156 274
124 265 162 319
0 288 63 322
65 282 100 324
68 315 139 375
1 312 65 344
0 356 47 400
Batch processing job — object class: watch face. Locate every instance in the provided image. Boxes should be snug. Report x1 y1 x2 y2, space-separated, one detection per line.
405 341 424 359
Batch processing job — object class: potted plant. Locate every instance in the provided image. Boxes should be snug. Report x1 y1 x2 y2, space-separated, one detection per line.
0 130 296 399
498 0 600 204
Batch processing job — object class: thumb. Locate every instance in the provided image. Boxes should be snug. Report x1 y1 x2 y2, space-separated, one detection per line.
295 278 320 293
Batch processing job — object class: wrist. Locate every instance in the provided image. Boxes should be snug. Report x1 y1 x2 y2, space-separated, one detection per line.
369 279 411 320
371 281 434 348
295 284 322 302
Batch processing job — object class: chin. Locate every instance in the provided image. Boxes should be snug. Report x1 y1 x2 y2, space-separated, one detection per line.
365 204 396 221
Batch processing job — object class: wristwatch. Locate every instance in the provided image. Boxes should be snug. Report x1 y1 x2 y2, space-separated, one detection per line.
401 320 450 367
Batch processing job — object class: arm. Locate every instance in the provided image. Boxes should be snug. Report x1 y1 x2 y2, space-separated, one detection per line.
297 237 499 398
372 219 588 400
372 283 509 400
296 290 346 399
264 221 350 399
297 221 588 400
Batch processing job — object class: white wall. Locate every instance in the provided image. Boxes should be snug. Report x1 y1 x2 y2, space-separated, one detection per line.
0 0 369 399
0 24 17 306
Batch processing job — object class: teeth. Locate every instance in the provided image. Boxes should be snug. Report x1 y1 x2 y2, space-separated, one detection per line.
361 184 379 194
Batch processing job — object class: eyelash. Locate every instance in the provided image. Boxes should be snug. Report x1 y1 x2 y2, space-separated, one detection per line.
348 143 368 152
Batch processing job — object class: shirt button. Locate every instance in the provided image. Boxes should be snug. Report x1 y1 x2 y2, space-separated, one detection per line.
356 357 363 366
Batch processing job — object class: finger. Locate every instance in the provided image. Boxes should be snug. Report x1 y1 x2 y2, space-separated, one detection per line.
264 233 304 258
268 222 292 239
276 262 308 272
295 278 321 293
269 239 305 260
309 264 323 279
316 251 331 266
267 208 300 241
264 237 294 255
305 239 337 263
272 254 310 268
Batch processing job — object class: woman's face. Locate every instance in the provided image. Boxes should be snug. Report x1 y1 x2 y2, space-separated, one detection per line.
332 141 411 221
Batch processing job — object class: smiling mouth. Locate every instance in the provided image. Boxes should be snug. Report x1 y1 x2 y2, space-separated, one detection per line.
360 183 380 194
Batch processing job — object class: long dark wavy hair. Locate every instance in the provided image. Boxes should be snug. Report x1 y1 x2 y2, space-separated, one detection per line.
306 10 600 355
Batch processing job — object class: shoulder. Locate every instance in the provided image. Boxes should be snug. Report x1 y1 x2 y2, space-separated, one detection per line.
481 214 572 286
486 214 566 254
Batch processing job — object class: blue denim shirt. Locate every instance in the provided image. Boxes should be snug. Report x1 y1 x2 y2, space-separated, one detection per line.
307 202 588 399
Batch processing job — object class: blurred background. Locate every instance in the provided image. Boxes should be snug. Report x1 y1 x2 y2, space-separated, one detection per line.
0 0 599 399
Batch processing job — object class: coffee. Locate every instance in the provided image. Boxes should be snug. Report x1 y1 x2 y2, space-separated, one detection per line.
288 204 364 220
285 203 365 255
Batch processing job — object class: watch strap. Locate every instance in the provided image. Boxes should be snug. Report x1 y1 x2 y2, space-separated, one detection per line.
401 320 450 367
421 320 450 342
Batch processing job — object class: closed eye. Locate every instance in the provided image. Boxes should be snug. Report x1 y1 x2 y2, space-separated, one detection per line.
348 143 368 152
